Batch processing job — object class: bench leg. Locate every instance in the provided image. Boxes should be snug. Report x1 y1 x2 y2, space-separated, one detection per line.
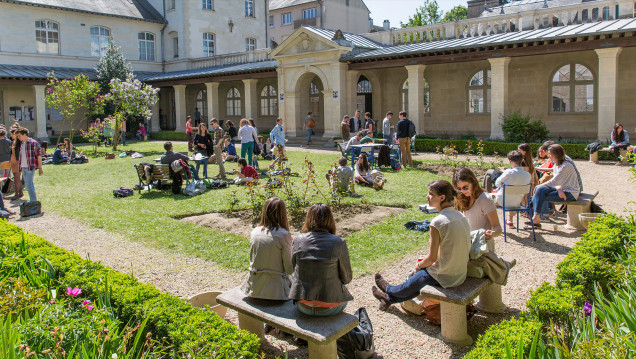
620 150 629 164
565 203 590 231
439 302 473 346
237 313 265 340
476 284 506 314
308 341 337 359
589 151 598 164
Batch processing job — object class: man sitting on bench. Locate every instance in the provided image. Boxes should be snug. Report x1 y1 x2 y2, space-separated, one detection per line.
160 141 200 180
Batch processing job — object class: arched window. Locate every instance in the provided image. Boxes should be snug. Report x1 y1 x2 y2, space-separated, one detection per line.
196 89 207 118
309 82 320 95
226 88 241 116
90 26 110 57
260 85 278 116
357 78 372 93
468 69 491 114
35 20 59 54
550 63 594 113
399 78 431 113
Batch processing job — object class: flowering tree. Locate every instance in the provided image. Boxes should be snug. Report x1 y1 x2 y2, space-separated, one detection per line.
105 74 158 151
80 118 111 155
45 73 105 144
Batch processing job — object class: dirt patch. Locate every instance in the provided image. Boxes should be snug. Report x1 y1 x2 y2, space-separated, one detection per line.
417 163 490 180
181 205 405 238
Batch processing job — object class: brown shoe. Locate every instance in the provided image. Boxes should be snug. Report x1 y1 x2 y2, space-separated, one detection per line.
372 286 390 311
374 273 389 292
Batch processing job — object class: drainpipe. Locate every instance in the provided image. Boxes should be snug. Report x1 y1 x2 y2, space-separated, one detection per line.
265 0 269 48
160 0 167 73
319 0 324 27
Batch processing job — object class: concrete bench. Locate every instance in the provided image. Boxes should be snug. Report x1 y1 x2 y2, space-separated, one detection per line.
405 257 516 346
560 189 599 230
589 147 628 164
217 287 358 359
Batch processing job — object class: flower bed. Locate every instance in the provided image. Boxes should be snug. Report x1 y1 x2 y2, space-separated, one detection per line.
0 221 260 358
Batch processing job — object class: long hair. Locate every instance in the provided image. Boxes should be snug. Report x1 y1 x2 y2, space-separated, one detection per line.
259 197 290 232
518 143 535 176
301 203 336 235
428 180 455 206
357 153 369 172
548 144 566 166
239 118 249 127
198 123 208 136
612 123 625 143
453 167 484 212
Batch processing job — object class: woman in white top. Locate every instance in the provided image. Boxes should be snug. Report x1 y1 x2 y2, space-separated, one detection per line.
354 153 373 186
454 167 502 241
372 180 471 310
241 197 293 300
527 144 580 228
237 118 258 166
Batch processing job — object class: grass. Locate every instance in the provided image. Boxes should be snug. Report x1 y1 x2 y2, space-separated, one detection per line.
33 141 440 276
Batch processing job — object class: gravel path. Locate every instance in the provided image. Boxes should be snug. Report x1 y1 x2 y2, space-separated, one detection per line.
4 149 635 358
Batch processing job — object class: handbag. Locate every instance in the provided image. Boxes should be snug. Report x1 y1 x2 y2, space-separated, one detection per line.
20 201 41 217
337 307 375 359
252 133 261 155
105 153 115 159
1 178 13 194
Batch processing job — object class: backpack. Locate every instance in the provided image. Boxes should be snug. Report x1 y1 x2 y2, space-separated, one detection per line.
390 156 401 171
1 178 13 194
407 120 416 138
307 118 316 128
113 187 134 198
336 307 375 359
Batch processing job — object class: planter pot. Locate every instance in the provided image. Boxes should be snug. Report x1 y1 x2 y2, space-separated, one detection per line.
188 291 228 319
578 213 605 231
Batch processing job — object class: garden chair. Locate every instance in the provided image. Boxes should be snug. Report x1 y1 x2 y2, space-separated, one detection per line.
496 183 536 242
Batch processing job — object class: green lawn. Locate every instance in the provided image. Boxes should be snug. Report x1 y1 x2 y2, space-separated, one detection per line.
34 141 440 276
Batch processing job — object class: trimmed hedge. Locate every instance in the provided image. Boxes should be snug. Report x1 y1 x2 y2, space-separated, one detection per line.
526 282 584 326
464 316 542 359
0 222 260 358
148 131 189 141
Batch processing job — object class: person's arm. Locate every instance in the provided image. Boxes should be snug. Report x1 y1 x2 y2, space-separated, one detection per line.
494 170 510 189
281 232 294 275
621 132 630 146
485 210 502 239
416 226 440 270
338 240 353 285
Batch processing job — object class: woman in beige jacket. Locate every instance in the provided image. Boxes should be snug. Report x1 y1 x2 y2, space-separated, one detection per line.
241 197 293 300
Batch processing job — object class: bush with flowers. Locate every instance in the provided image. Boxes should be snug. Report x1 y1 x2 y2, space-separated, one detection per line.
80 118 111 155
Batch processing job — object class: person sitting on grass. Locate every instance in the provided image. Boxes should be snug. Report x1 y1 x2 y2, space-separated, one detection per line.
360 130 375 144
354 153 387 191
160 141 200 180
232 158 259 184
40 141 50 158
52 143 68 164
492 150 532 228
222 136 237 162
326 156 359 196
372 180 470 310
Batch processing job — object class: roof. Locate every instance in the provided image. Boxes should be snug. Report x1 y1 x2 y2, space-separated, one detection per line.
0 64 158 81
303 26 384 50
343 18 636 61
269 0 317 11
0 0 165 23
480 0 582 18
144 60 278 82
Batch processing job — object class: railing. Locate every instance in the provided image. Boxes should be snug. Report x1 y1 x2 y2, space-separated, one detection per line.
187 48 271 70
363 0 636 46
294 17 318 29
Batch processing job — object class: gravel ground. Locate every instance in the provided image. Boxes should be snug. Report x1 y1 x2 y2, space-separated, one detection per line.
4 149 635 358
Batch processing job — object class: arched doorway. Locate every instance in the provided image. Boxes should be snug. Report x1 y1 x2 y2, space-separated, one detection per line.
357 76 372 115
303 76 324 135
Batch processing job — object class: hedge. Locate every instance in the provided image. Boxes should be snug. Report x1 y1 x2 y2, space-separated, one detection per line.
148 131 189 141
464 316 542 359
0 221 260 358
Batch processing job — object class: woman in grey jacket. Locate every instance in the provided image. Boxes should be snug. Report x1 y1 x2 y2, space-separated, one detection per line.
290 203 353 316
241 197 293 300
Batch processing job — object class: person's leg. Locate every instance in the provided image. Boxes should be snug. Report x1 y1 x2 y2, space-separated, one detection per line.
214 147 225 178
188 165 200 181
121 132 126 146
240 142 248 161
383 134 392 145
385 269 439 304
307 128 312 144
22 169 36 202
398 138 408 167
187 133 193 152
253 155 259 170
202 160 208 178
245 142 254 166
12 165 22 197
405 137 413 166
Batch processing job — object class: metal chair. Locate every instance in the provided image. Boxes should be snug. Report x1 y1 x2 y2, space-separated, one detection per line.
496 183 536 242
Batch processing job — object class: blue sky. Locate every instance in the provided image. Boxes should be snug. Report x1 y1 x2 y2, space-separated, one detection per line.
365 0 467 28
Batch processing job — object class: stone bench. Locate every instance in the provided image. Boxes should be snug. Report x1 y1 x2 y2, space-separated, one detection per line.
589 147 628 164
216 287 358 359
406 257 516 346
560 190 599 230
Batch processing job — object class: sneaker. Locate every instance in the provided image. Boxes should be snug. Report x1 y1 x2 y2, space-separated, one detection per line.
373 182 381 191
374 273 389 292
372 286 391 311
615 161 622 166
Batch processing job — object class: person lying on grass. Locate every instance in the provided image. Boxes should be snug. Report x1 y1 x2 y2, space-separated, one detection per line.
232 158 259 184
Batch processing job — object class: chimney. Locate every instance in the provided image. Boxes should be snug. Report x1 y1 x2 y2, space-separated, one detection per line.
383 20 390 31
369 17 373 31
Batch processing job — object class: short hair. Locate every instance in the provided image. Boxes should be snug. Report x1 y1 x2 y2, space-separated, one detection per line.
0 128 5 137
365 112 371 117
548 144 566 166
40 141 48 149
343 115 350 119
338 156 347 166
164 142 173 151
428 180 455 206
540 140 554 153
238 158 248 167
224 135 231 141
386 111 393 117
257 136 263 141
16 128 29 136
507 150 523 165
210 118 218 124
276 118 282 122
357 131 365 138
259 197 290 232
186 116 192 120
57 142 65 148
307 111 312 115
302 203 336 235
399 111 407 117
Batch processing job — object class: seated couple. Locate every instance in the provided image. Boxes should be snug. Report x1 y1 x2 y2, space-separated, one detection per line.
241 198 353 317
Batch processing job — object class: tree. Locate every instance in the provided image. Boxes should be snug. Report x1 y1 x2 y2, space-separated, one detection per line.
95 38 132 94
442 5 468 22
45 73 105 144
401 0 442 27
106 74 158 151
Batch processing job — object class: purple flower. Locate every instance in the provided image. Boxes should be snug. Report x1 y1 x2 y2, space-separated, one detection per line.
584 301 593 317
66 287 82 297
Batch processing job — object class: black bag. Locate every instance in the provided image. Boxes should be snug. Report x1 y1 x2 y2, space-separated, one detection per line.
337 307 375 359
407 120 416 138
252 134 262 155
113 187 134 198
209 179 228 189
377 145 391 167
1 178 13 194
19 201 41 217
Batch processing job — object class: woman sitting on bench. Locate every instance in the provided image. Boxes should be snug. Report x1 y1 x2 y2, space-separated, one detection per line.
526 144 580 229
372 180 471 310
290 203 353 316
609 123 629 166
454 168 502 238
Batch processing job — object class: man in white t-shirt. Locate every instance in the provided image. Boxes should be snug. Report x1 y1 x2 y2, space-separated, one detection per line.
493 150 532 227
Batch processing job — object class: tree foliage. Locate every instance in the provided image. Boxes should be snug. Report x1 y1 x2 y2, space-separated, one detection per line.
402 1 468 28
442 5 468 22
95 38 132 94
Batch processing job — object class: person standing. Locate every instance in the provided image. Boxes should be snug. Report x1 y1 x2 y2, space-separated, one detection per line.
226 120 238 144
15 128 43 202
364 112 375 136
303 112 315 146
210 118 226 179
382 112 394 145
349 110 362 137
186 116 194 152
238 118 257 166
194 107 201 126
340 115 351 141
269 118 286 158
120 119 127 146
396 111 414 167
9 127 23 199
0 127 11 178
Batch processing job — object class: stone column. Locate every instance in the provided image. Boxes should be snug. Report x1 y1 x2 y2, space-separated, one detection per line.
150 100 160 132
285 92 300 136
325 62 348 137
405 64 427 134
242 79 259 122
33 85 48 140
173 85 187 132
346 70 360 116
596 48 622 141
205 82 220 123
488 57 511 140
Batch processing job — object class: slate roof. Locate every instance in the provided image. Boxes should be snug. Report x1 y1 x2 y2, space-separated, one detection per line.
302 26 384 50
0 64 158 81
0 0 165 23
343 18 636 61
144 60 278 82
480 0 585 18
269 0 317 11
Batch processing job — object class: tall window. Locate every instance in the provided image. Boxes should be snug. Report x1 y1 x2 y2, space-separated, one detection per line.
90 26 110 57
310 82 320 95
260 85 278 116
269 15 274 27
196 90 208 118
202 0 213 10
399 79 430 113
282 13 292 25
203 33 215 57
245 0 254 17
303 7 317 19
468 70 491 114
245 38 256 51
138 32 155 61
35 20 59 54
173 37 179 58
226 88 241 116
551 63 594 113
167 0 175 10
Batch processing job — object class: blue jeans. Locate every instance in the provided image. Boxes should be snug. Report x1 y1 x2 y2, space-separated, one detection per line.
22 169 37 202
531 186 575 216
195 159 208 178
296 301 347 317
307 128 313 143
121 132 126 145
0 191 5 211
383 134 392 145
241 142 254 166
385 268 439 304
188 165 200 181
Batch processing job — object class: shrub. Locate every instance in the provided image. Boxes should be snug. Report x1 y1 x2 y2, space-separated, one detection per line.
526 282 584 327
464 316 542 359
500 111 550 143
148 131 189 141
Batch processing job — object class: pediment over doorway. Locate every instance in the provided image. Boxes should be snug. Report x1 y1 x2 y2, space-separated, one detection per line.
270 27 352 58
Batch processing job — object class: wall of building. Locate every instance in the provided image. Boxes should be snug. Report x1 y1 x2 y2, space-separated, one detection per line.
616 46 636 136
323 0 370 35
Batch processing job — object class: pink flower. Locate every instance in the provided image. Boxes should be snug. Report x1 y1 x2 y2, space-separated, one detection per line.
83 300 94 311
66 287 82 297
48 299 56 304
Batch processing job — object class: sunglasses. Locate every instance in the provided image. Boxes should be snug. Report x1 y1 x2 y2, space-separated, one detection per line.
456 185 470 192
